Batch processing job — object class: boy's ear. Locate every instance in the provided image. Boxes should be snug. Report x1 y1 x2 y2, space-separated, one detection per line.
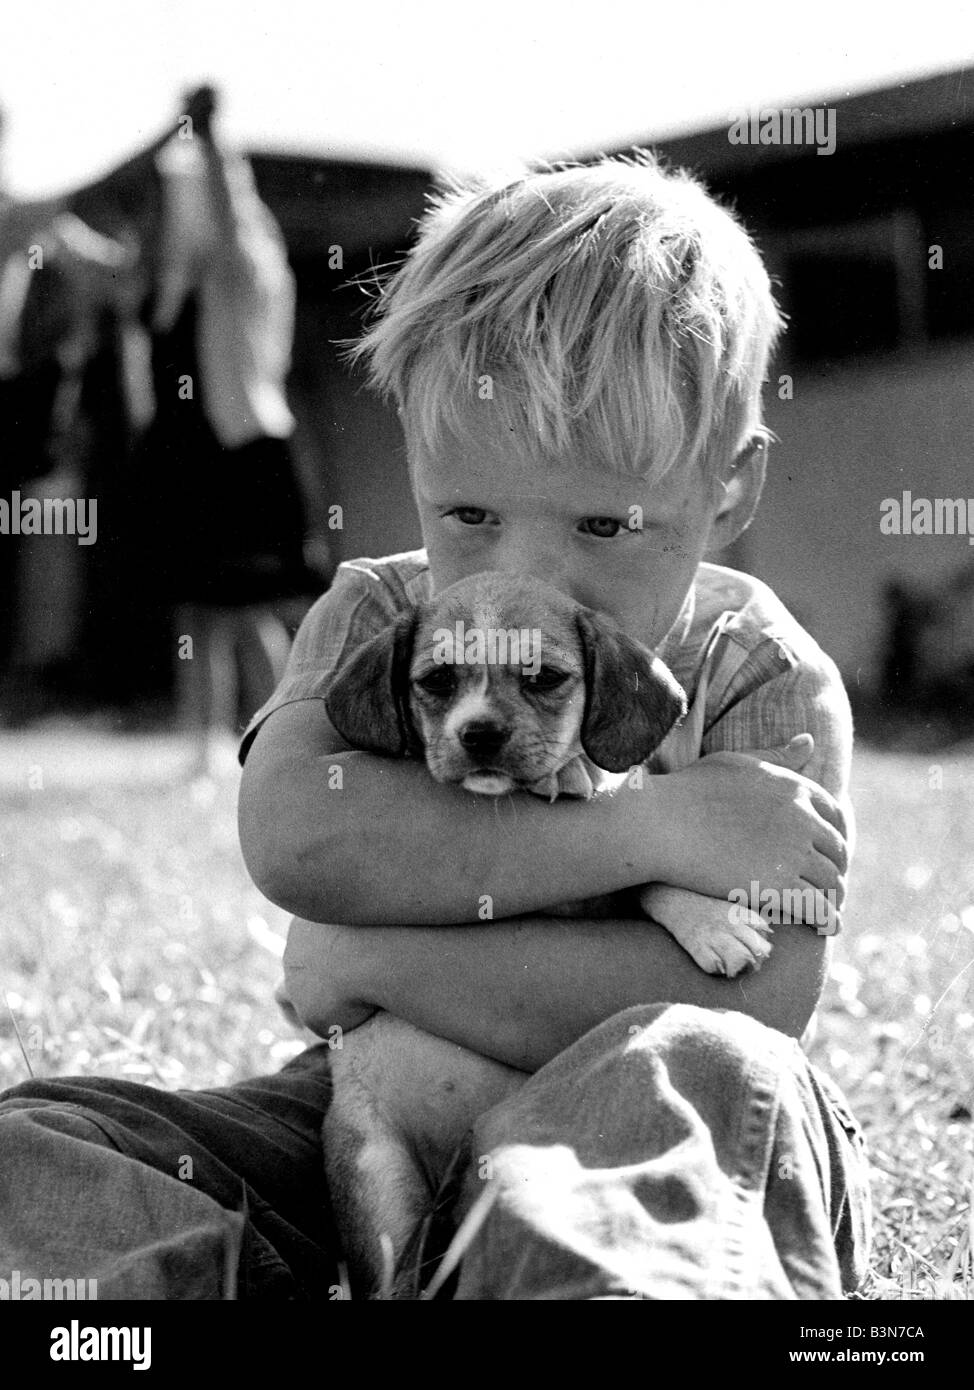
575 610 687 772
324 613 421 757
707 436 768 551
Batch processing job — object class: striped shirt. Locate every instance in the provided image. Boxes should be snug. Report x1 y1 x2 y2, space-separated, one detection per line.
239 549 853 814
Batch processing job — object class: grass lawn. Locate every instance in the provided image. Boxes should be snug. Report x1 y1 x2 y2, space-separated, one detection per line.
2 720 972 1298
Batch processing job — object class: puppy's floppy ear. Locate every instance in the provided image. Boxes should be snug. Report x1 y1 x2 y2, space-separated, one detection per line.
575 609 687 772
324 612 421 757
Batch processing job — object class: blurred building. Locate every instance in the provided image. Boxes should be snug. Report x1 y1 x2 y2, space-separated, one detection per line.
641 66 974 701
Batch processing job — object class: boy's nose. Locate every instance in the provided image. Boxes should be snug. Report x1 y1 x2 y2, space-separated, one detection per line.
492 544 582 604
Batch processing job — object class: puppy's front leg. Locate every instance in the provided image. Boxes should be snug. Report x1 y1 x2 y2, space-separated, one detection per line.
639 883 773 976
324 1012 527 1297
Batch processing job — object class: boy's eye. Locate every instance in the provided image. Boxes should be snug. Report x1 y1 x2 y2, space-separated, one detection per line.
451 507 489 525
578 516 626 539
522 667 571 692
415 668 456 696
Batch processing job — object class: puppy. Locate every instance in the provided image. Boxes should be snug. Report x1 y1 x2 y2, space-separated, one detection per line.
326 569 776 966
325 569 687 795
317 572 774 1294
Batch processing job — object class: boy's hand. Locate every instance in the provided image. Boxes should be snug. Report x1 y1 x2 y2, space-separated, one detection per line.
655 734 848 908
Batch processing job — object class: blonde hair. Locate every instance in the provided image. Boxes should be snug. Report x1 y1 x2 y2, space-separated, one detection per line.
347 151 784 482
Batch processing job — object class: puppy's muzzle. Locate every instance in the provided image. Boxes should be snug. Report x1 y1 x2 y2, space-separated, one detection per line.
458 720 510 758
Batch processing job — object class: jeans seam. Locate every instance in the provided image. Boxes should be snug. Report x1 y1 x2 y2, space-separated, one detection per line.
714 1036 782 1299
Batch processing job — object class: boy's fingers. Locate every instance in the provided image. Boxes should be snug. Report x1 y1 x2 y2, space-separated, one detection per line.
796 883 842 935
807 836 843 878
805 847 846 900
812 819 849 873
753 733 814 770
755 884 841 932
809 787 847 837
779 732 814 764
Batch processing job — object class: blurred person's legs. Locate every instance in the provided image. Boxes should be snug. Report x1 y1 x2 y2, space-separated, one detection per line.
0 533 17 701
2 469 85 724
231 604 291 719
174 602 292 774
428 1004 872 1300
174 603 232 773
0 1045 340 1300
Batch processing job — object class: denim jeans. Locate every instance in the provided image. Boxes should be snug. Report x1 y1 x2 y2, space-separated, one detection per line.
0 1005 870 1300
442 1004 871 1299
0 1046 340 1299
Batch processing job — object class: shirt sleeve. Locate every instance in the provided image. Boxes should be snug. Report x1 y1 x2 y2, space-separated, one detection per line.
237 562 405 763
702 636 854 809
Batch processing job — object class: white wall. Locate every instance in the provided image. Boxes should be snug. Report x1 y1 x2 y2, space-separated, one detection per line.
746 341 974 691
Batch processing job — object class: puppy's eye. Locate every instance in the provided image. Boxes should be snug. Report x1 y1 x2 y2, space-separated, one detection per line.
578 516 626 539
522 667 570 692
415 667 456 696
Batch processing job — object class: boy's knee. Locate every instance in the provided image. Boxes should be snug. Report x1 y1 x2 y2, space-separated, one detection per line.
598 1001 790 1062
550 1004 800 1109
1 1078 104 1122
2 1077 85 1104
0 1091 122 1151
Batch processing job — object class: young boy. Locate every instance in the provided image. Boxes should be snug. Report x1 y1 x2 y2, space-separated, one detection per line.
0 152 869 1301
238 153 870 1297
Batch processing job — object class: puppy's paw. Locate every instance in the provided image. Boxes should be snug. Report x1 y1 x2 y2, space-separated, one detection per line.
525 756 598 801
524 771 561 802
639 884 773 978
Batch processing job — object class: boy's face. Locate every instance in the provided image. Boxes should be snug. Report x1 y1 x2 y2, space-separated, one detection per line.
411 422 722 650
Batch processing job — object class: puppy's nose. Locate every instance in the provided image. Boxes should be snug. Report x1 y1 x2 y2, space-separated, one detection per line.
458 721 510 756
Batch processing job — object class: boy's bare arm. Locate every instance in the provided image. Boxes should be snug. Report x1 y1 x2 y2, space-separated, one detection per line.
239 701 846 927
284 911 831 1069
